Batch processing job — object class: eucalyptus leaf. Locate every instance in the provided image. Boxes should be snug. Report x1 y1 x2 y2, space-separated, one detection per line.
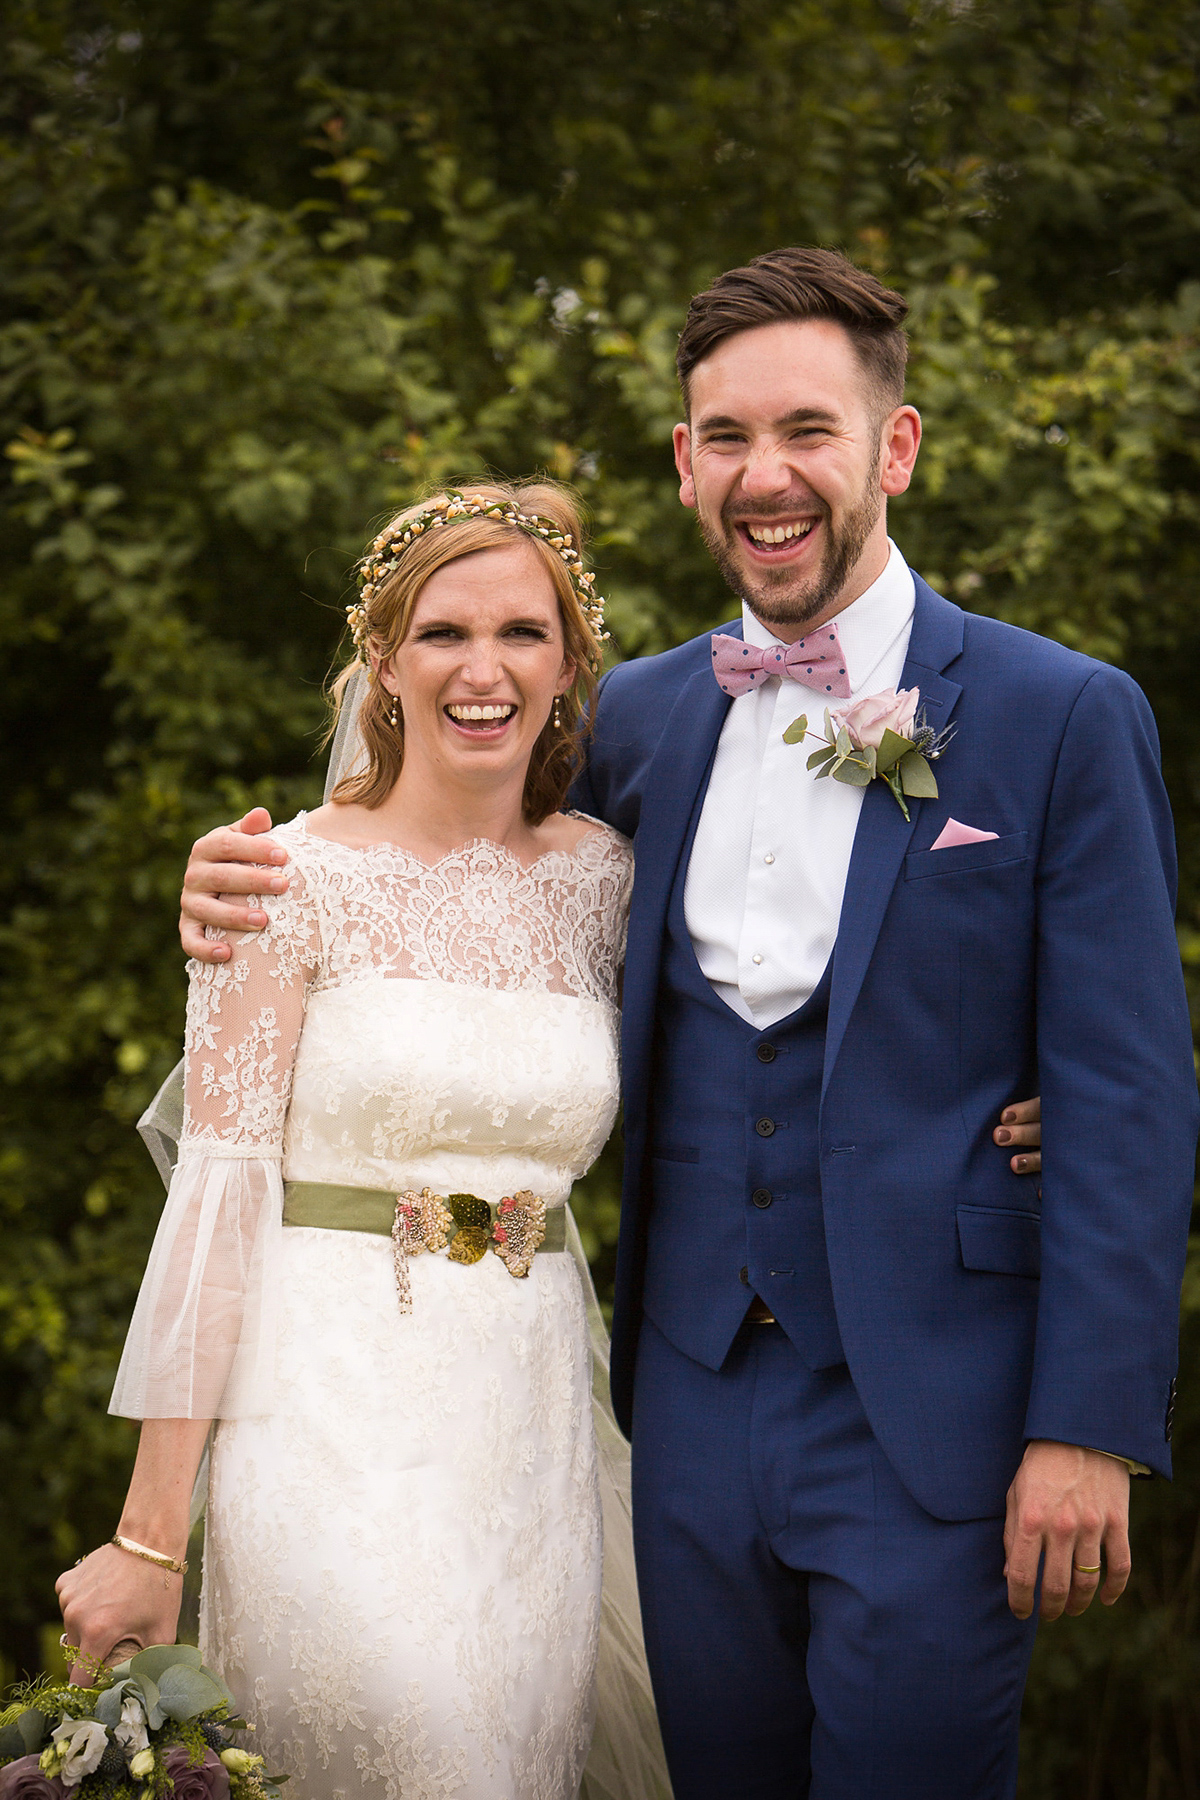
806 746 837 771
782 713 808 745
898 750 939 798
94 1683 127 1727
129 1644 203 1684
156 1664 229 1721
835 725 853 759
874 728 912 774
832 756 874 788
0 1710 48 1759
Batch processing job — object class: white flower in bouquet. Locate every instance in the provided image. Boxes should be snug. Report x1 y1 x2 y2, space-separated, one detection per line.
43 1718 108 1787
128 1748 155 1780
112 1694 149 1757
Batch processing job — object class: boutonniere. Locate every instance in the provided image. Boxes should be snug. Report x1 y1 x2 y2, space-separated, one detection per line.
783 687 954 821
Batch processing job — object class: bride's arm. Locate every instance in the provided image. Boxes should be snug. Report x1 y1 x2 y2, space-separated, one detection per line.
58 855 320 1664
56 1418 211 1682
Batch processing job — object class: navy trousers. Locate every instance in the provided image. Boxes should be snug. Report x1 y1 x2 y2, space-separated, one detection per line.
631 1318 1038 1799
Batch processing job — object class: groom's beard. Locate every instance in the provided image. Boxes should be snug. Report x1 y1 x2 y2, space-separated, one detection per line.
698 470 882 632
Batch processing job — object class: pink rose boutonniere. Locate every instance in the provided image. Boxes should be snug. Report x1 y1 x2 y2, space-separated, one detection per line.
783 687 954 820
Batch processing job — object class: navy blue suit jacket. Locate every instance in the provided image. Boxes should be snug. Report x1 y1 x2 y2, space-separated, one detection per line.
573 575 1198 1520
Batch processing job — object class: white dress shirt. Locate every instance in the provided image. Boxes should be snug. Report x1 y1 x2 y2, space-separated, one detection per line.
684 540 916 1028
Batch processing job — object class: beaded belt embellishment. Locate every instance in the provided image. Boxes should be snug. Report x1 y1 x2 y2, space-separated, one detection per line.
390 1188 548 1312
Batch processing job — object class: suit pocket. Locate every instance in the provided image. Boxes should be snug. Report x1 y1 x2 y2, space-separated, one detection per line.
957 1204 1041 1279
652 1146 700 1165
905 831 1028 880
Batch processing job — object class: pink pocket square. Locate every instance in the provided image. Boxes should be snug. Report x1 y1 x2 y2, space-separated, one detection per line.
930 818 1000 851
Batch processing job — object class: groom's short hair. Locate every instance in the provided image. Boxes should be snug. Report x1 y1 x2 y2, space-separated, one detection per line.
676 246 909 416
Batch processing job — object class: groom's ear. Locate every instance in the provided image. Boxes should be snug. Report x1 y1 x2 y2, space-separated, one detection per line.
672 422 697 509
879 405 922 497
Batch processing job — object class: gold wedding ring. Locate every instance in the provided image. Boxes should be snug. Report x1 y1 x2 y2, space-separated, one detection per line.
1073 1562 1102 1573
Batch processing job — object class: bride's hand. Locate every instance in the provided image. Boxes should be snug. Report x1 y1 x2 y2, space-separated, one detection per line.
56 1543 183 1684
180 805 288 961
995 1095 1041 1175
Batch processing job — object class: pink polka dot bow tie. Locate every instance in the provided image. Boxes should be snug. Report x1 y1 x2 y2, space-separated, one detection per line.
710 624 852 700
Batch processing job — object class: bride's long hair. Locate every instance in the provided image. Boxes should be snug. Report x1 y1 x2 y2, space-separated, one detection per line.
328 480 603 824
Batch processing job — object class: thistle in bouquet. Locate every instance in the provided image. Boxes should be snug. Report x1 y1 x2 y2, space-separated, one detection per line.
783 686 954 821
0 1646 286 1800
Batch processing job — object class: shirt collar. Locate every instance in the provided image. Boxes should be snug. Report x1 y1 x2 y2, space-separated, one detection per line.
740 539 916 696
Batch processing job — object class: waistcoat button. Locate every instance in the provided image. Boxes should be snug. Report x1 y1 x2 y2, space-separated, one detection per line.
756 1042 776 1063
755 1116 776 1138
739 1265 750 1285
752 1188 773 1209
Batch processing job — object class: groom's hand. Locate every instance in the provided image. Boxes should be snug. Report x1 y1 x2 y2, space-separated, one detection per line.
179 807 288 961
1003 1440 1131 1621
994 1096 1041 1176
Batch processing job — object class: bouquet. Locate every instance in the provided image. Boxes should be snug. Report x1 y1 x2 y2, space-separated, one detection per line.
0 1646 285 1799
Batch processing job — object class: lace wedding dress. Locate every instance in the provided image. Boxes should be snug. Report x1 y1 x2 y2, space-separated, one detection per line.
111 813 666 1800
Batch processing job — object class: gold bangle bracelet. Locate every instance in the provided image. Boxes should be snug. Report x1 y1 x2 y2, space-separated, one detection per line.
111 1534 188 1575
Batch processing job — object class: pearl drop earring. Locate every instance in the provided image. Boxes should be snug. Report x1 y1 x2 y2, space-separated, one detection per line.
553 697 562 730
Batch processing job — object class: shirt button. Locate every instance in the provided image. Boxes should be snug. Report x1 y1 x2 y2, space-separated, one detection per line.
752 953 764 965
755 1117 776 1138
764 853 775 865
752 1188 773 1209
757 1042 776 1063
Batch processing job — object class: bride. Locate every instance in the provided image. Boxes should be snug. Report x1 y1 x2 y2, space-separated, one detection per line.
56 482 669 1799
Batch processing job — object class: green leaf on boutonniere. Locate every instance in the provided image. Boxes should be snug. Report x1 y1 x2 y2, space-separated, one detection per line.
807 745 837 771
835 724 853 759
833 753 874 787
874 728 912 774
782 714 809 745
898 750 939 797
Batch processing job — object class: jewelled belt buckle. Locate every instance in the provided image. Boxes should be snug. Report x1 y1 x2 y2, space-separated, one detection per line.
390 1187 548 1313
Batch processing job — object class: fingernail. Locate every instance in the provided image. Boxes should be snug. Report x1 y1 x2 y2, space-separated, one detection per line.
269 877 287 892
1002 1109 1015 1123
996 1128 1012 1143
270 850 287 864
247 911 267 925
1016 1156 1027 1171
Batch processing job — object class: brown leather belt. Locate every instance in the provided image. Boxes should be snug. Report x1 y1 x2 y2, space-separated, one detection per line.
744 1295 777 1325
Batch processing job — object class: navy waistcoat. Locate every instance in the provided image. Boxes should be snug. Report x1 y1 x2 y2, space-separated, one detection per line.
640 814 846 1375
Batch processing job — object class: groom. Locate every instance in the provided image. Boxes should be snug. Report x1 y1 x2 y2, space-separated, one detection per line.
179 248 1196 1797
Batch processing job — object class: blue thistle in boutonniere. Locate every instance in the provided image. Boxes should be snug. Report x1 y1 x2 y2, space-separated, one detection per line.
783 687 955 821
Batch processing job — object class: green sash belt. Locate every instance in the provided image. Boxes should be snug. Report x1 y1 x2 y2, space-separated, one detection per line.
283 1180 567 1254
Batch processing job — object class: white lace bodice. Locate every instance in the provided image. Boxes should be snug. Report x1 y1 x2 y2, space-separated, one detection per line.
111 813 633 1420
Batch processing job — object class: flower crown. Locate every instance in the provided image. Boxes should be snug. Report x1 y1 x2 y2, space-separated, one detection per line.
346 491 608 663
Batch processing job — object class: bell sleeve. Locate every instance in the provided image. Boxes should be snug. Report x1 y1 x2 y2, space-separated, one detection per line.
109 861 319 1420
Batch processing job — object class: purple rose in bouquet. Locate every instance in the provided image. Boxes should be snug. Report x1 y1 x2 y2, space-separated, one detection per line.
163 1746 231 1799
0 1757 64 1798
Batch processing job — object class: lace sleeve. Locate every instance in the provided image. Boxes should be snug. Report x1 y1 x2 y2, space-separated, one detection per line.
110 856 321 1420
181 853 320 1154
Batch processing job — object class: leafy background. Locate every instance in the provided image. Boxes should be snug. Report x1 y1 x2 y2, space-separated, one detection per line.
2 1 1199 1791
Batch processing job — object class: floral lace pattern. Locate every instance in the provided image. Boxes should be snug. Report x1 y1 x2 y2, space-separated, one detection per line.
157 814 632 1796
180 815 630 1160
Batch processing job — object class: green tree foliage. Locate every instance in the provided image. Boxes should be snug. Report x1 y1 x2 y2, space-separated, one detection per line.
2 2 1198 1788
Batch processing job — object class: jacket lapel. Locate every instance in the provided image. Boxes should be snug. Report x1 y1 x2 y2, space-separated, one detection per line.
621 656 733 1118
822 580 965 1093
